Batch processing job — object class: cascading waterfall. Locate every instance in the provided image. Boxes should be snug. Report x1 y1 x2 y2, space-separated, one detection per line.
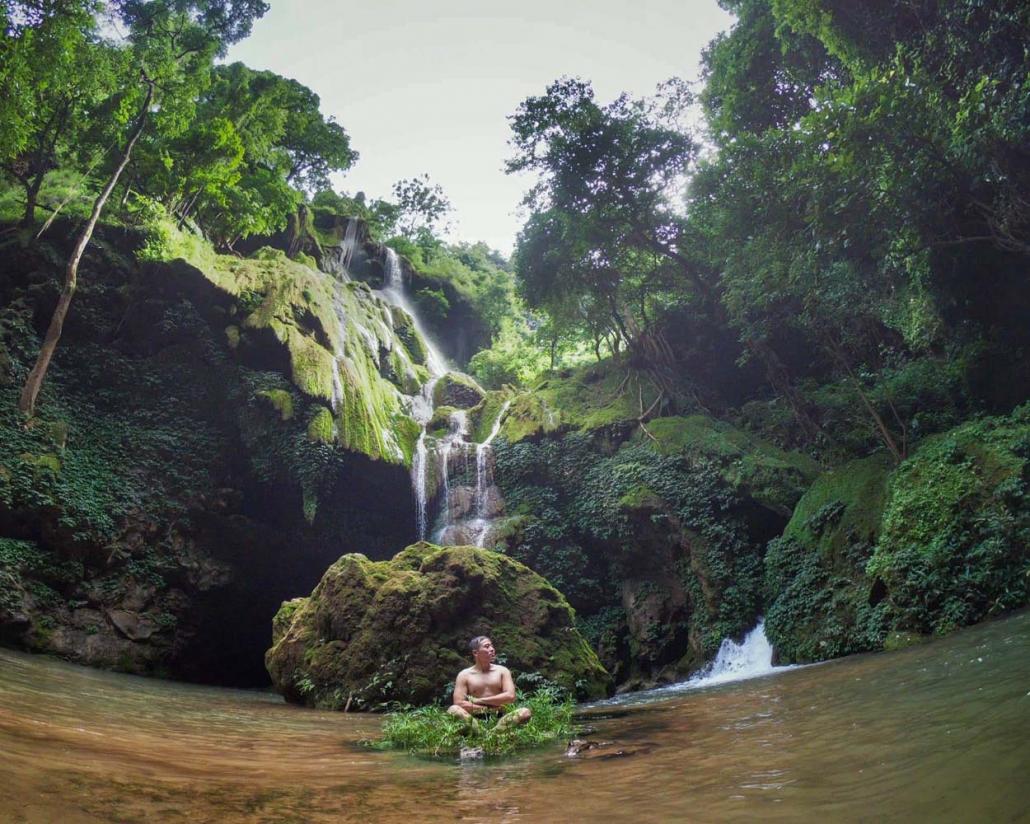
340 217 359 271
329 242 510 544
469 399 512 546
377 248 452 538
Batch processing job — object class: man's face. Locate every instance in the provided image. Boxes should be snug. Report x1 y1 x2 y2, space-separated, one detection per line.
474 637 496 665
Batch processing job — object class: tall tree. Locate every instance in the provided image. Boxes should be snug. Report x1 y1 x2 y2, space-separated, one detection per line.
18 0 269 416
507 77 704 386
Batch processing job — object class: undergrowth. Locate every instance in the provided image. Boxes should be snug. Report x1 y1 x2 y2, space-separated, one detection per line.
370 688 574 758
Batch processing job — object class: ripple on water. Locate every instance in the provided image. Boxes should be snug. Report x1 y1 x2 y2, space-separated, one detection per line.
1 612 1028 822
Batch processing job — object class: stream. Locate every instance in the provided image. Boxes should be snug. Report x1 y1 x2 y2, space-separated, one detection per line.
1 611 1027 822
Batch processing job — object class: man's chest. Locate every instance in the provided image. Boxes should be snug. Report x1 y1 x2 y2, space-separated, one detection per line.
467 669 504 693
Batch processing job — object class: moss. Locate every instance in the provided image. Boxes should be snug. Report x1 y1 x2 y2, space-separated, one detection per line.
255 389 294 421
432 372 485 410
17 451 62 476
468 389 514 444
294 251 318 270
764 454 893 663
782 453 893 558
867 405 1030 634
306 407 335 443
641 415 821 515
148 219 424 467
265 542 613 709
502 363 659 443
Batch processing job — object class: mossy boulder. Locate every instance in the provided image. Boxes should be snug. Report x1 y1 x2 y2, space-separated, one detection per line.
764 454 894 663
265 542 612 709
433 372 485 410
501 364 659 443
868 405 1030 634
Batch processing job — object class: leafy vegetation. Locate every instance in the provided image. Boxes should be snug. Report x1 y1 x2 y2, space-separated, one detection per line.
372 688 574 758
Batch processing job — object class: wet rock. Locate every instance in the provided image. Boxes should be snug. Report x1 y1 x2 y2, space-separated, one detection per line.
433 372 485 410
459 746 484 761
108 609 156 641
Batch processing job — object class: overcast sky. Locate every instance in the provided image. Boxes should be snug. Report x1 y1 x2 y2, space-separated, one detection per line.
227 0 735 255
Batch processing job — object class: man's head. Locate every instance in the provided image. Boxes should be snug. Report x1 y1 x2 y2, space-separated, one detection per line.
468 635 496 666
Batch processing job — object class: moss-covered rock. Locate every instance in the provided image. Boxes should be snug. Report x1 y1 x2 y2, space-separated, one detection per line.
767 405 1030 663
492 393 816 687
0 222 419 685
639 415 820 515
433 371 485 410
764 454 893 663
868 405 1030 634
265 542 612 709
501 364 660 443
149 222 425 467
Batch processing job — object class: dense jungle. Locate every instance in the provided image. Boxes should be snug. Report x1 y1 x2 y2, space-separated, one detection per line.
1 0 1028 819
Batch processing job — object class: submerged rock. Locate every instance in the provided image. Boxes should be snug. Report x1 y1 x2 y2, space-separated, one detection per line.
265 542 613 709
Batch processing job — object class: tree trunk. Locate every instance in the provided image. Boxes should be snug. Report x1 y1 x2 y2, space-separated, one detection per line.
18 82 154 418
21 171 45 228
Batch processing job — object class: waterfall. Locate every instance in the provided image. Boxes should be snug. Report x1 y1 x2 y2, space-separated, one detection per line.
469 400 512 546
592 619 795 707
377 249 451 539
373 247 510 545
340 217 359 271
694 620 780 687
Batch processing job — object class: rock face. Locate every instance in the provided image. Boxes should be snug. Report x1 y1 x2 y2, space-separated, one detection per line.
265 542 613 709
0 220 421 685
765 404 1030 663
490 363 821 689
433 372 485 410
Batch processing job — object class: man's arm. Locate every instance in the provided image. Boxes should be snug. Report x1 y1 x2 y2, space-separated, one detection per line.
472 667 516 707
452 670 476 711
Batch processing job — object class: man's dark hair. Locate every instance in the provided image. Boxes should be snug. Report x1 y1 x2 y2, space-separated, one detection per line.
468 635 489 654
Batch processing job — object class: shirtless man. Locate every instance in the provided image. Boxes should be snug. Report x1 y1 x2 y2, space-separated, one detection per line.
447 636 532 729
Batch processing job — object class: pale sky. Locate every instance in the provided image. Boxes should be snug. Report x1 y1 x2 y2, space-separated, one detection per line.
227 0 735 255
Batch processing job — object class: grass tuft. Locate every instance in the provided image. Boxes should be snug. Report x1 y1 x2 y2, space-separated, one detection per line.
370 688 575 758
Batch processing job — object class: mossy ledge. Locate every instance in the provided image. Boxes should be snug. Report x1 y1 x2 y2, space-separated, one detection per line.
265 542 613 710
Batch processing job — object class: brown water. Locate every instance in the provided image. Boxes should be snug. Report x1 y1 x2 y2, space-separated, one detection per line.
2 612 1028 823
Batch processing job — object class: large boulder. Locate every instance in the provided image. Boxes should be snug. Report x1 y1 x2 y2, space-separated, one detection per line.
265 542 613 709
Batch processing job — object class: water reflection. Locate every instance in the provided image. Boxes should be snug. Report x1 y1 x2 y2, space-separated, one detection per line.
2 611 1028 822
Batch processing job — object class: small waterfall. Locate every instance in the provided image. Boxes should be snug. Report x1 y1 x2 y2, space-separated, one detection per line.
469 400 511 546
340 217 359 271
321 219 360 282
694 620 779 687
592 619 795 707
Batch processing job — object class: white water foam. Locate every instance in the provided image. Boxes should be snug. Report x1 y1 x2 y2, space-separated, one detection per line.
593 620 795 707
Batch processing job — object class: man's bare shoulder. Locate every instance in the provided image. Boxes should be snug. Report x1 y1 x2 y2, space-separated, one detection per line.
492 664 512 675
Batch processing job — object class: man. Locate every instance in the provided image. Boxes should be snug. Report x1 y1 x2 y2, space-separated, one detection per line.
447 635 532 729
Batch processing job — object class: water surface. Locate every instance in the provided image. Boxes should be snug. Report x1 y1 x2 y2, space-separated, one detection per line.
2 612 1027 822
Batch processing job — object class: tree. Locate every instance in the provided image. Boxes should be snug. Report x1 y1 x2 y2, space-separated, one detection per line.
0 1 123 226
391 173 451 238
507 77 705 389
18 0 269 416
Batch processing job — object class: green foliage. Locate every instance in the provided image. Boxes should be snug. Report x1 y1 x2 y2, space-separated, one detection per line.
868 406 1030 633
468 318 559 389
391 174 452 239
495 427 765 659
508 77 706 357
373 688 574 758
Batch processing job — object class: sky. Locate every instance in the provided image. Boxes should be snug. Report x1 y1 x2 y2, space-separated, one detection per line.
227 0 736 255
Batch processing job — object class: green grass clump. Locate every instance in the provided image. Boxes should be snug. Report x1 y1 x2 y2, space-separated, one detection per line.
372 689 575 758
